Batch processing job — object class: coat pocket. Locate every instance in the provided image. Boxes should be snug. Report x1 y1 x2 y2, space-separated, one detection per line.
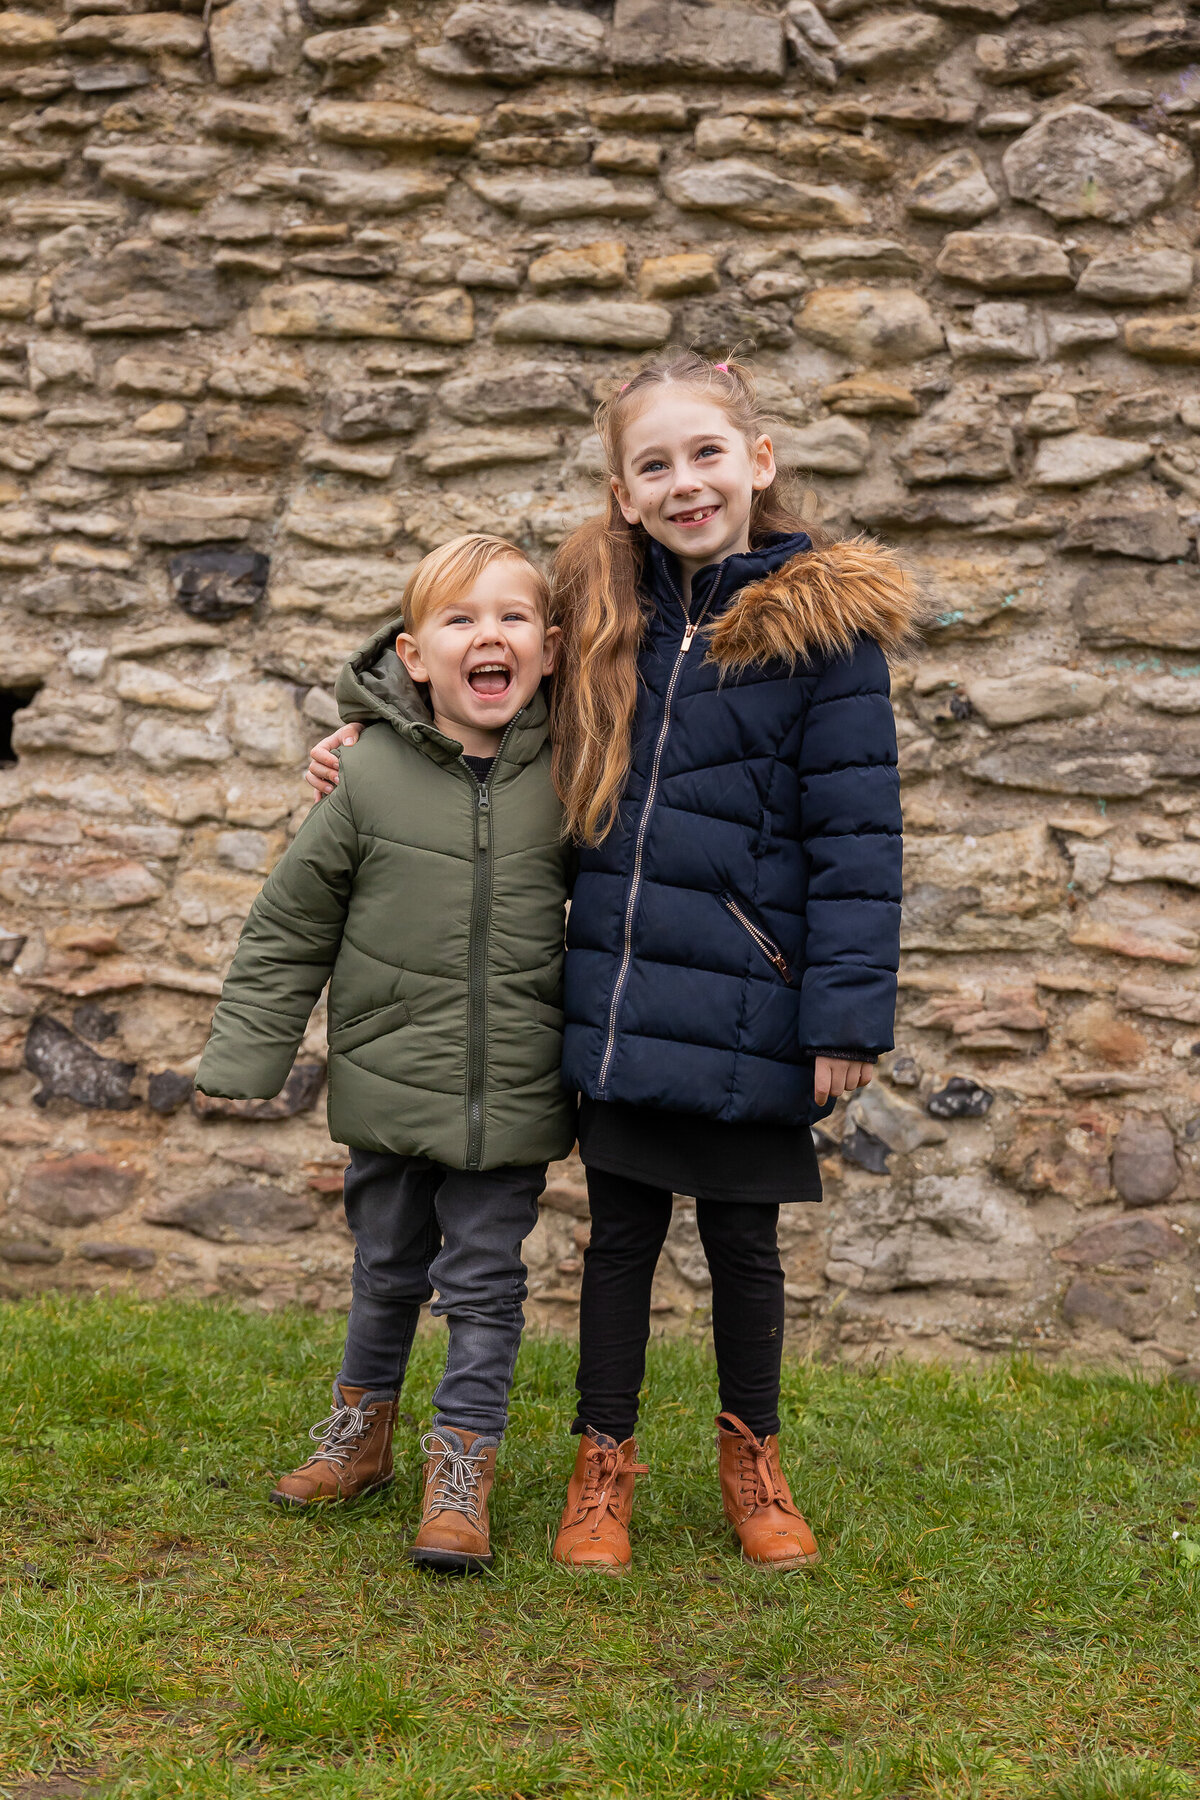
719 891 794 986
328 998 411 1055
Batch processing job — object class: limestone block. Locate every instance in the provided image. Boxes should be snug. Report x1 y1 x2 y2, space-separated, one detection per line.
904 824 1060 916
250 282 473 342
133 491 271 547
1002 105 1193 223
838 12 948 71
12 691 121 758
822 374 919 416
894 394 1015 484
0 151 66 184
1031 433 1152 487
665 160 867 229
199 98 291 142
1123 315 1200 362
113 354 208 399
67 439 190 476
844 1083 947 1154
975 28 1079 83
906 149 999 223
284 493 400 550
1110 1112 1181 1205
795 285 942 363
27 341 95 391
936 231 1072 292
494 299 672 349
223 682 306 769
128 720 232 772
51 243 233 334
1 846 162 909
83 145 230 207
209 0 302 83
772 417 870 475
1110 843 1200 890
588 93 689 131
18 570 140 617
438 364 589 423
322 382 428 441
0 13 58 53
114 663 216 714
61 13 206 56
827 1175 1037 1292
302 26 413 84
207 358 310 402
419 3 607 82
798 237 921 278
247 165 451 214
1024 391 1078 436
19 1153 138 1228
478 135 590 169
412 428 558 472
1129 676 1200 713
1077 248 1193 305
638 252 719 298
466 172 656 222
1113 14 1200 65
675 297 794 354
611 0 785 82
593 136 662 176
146 1184 319 1244
945 302 1039 361
966 665 1110 726
310 101 479 149
1117 982 1200 1023
528 241 627 291
22 1017 137 1109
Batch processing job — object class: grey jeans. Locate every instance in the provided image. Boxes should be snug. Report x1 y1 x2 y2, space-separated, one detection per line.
338 1149 546 1439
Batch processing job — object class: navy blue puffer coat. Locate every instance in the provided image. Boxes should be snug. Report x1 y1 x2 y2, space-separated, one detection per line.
561 531 919 1128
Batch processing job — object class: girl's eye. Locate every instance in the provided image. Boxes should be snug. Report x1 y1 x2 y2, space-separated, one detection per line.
639 458 667 474
697 443 722 460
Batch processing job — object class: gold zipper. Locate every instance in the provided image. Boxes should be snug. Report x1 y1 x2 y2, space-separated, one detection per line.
721 893 794 985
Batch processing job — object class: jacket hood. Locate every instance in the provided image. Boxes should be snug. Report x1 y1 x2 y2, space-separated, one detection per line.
705 536 924 674
334 617 550 766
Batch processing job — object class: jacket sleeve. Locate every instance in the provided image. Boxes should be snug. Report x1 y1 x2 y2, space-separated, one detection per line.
795 636 901 1060
194 784 361 1099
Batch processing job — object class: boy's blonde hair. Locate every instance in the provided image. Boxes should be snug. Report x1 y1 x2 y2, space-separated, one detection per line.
401 534 552 634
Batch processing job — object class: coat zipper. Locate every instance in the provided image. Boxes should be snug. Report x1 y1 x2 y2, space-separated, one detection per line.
597 605 709 1095
720 892 794 985
464 712 521 1169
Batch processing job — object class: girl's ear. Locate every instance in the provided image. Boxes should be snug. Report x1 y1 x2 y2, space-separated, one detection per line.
541 622 562 678
610 472 641 527
751 433 776 492
396 630 429 684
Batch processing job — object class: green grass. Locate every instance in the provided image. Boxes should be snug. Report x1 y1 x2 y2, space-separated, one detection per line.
1 1296 1198 1799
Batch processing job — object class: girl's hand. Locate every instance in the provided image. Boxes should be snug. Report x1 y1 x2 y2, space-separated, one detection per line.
304 723 361 796
813 1057 873 1107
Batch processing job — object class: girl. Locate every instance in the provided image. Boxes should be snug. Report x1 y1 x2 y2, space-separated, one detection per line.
308 354 919 1574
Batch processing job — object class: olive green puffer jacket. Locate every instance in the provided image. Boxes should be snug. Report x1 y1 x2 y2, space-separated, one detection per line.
195 624 575 1170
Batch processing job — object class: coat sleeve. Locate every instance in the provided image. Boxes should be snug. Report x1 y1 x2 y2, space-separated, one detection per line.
795 636 901 1060
194 783 361 1099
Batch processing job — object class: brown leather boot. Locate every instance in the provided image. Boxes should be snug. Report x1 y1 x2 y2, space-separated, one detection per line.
269 1381 397 1509
717 1412 820 1570
552 1431 648 1573
408 1428 498 1574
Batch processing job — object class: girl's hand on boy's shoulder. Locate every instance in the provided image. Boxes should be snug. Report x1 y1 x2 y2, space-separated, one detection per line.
813 1057 873 1108
305 724 362 796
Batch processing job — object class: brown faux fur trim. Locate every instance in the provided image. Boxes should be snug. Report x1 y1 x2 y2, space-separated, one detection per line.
704 538 923 674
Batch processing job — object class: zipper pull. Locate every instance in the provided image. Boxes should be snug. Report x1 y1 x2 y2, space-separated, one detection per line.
477 786 490 851
478 786 490 812
681 622 697 652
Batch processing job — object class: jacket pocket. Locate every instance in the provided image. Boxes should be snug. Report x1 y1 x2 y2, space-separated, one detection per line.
328 998 411 1055
531 998 564 1032
719 891 794 986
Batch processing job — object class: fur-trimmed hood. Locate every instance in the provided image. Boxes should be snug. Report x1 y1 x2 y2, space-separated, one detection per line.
705 537 923 674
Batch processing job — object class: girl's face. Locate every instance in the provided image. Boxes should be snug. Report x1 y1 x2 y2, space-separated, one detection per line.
611 389 776 576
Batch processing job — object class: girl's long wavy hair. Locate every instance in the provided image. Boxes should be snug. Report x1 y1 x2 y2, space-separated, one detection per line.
551 352 812 846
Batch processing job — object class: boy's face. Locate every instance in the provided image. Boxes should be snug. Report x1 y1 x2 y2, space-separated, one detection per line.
396 558 558 757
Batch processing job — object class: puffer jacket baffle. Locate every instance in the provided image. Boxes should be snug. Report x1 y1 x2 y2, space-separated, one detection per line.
562 531 921 1130
196 624 575 1171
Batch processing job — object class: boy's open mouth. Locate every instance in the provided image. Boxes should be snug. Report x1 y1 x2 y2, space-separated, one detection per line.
669 505 719 527
467 662 513 698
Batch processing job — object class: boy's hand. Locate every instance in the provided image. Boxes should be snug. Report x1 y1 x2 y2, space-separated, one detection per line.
304 724 361 796
813 1056 873 1107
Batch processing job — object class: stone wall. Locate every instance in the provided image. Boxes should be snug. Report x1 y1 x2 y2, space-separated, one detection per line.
2 0 1200 1377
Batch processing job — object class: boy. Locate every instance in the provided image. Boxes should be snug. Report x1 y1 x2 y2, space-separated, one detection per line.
195 535 573 1573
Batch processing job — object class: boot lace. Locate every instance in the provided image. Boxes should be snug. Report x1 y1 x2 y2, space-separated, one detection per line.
304 1401 372 1470
421 1432 489 1522
736 1438 788 1510
576 1443 649 1524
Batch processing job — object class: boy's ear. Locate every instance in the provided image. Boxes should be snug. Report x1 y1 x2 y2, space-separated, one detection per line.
611 473 640 527
395 630 428 684
541 622 562 678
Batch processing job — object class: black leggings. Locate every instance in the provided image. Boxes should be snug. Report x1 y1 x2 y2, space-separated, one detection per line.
574 1168 786 1443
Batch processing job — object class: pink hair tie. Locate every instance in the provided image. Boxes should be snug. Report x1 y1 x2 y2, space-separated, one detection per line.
712 361 729 372
618 380 631 393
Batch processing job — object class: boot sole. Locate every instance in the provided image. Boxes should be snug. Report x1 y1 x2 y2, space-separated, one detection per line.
408 1546 493 1575
268 1474 394 1510
741 1548 821 1571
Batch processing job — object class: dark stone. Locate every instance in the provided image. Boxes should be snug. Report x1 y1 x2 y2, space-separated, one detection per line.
24 1016 138 1111
1062 1276 1138 1336
1054 1211 1184 1270
202 409 306 470
169 546 269 622
812 1126 838 1158
674 298 794 355
839 1126 891 1173
73 63 152 92
72 1003 118 1043
146 1183 320 1245
321 381 430 442
192 1061 325 1120
20 570 142 619
147 1070 195 1116
1061 511 1191 564
927 1077 994 1119
20 1153 140 1227
0 932 25 967
890 1055 921 1087
292 251 395 279
51 243 234 335
0 1241 64 1266
1111 1110 1180 1205
77 1242 157 1270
